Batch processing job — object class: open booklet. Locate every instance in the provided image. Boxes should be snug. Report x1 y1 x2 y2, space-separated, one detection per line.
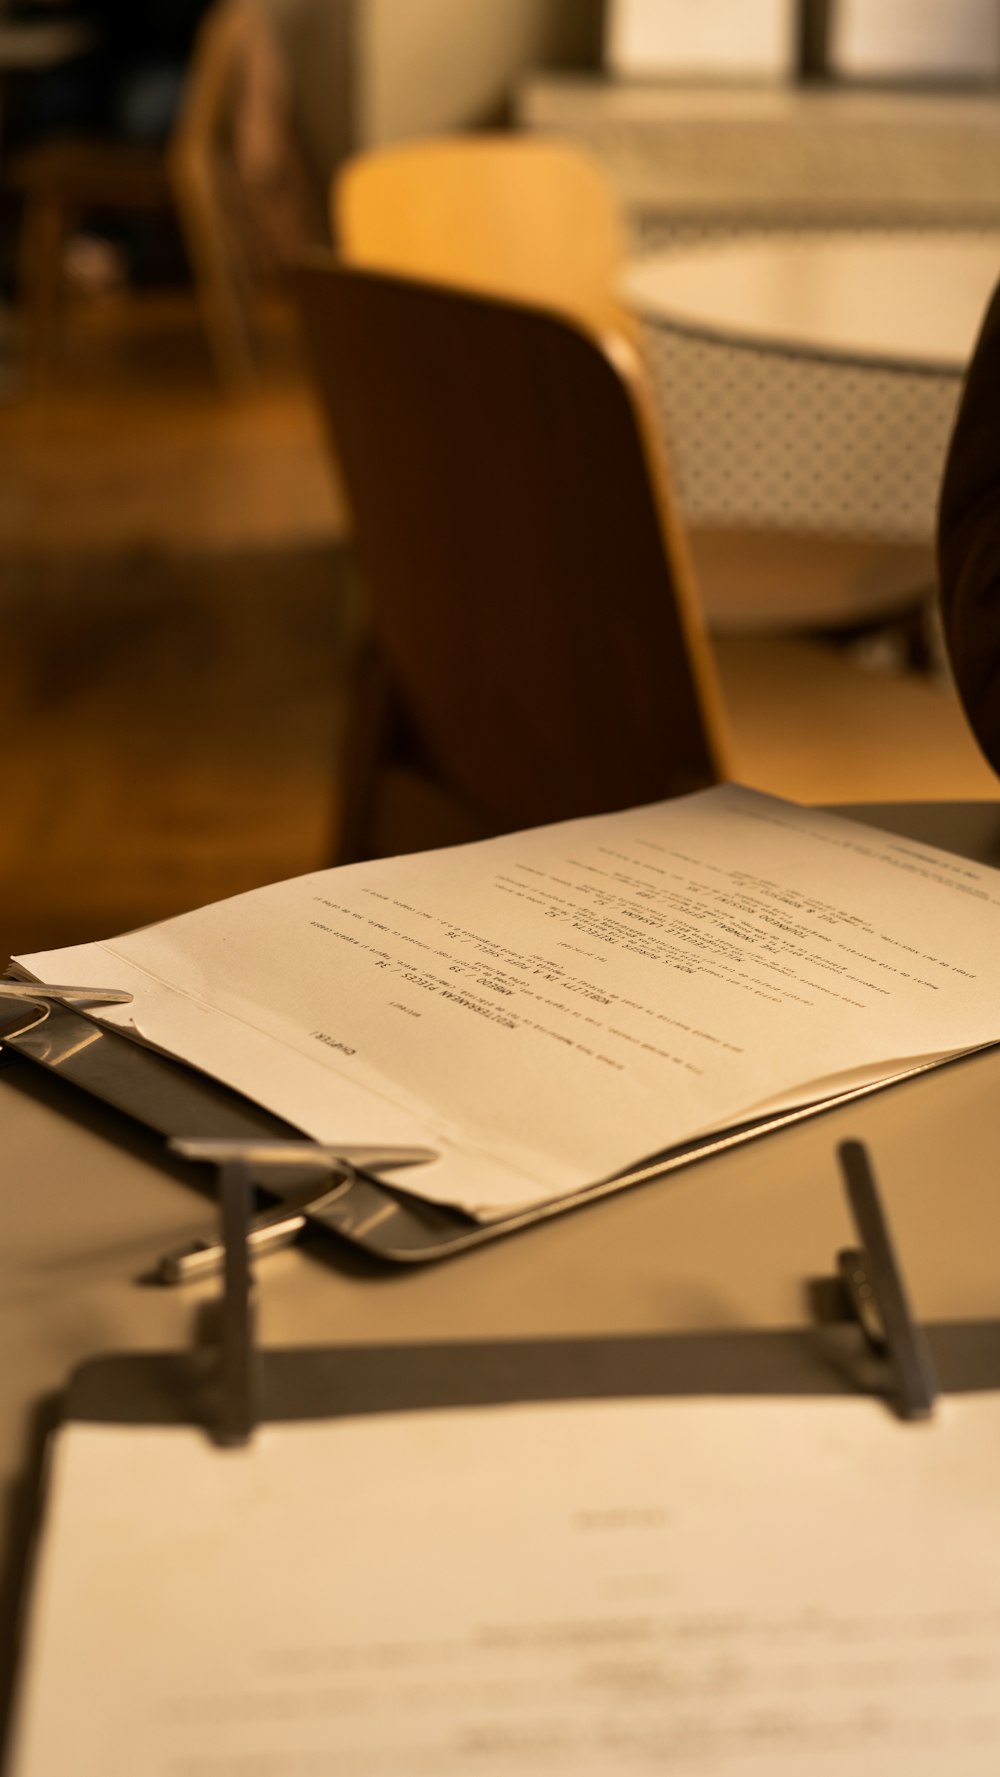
17 785 1000 1220
10 1391 1000 1775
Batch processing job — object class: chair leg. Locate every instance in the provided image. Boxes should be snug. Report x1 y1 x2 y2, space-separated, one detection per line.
169 149 257 390
18 189 72 385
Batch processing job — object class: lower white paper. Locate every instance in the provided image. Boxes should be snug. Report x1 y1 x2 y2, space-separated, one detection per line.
11 1392 1000 1775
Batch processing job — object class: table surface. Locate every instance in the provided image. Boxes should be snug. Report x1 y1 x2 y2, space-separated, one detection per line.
3 801 1000 1718
624 230 1000 373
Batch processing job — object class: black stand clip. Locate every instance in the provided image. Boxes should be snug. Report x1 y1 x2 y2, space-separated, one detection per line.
829 1139 938 1422
199 1159 256 1448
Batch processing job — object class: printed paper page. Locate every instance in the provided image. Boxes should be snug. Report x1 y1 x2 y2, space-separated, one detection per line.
20 787 1000 1214
11 1392 1000 1775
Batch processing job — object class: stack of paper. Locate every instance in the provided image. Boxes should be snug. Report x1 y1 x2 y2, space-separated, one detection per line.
18 787 1000 1220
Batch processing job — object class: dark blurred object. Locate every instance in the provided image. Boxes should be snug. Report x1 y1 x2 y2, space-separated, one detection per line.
10 0 321 386
937 274 1000 779
295 261 733 862
10 0 209 145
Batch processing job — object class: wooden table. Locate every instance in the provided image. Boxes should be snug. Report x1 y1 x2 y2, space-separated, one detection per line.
2 798 1000 1739
519 82 1000 631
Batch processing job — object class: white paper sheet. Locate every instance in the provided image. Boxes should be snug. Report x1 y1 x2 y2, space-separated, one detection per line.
11 1393 1000 1775
20 787 1000 1215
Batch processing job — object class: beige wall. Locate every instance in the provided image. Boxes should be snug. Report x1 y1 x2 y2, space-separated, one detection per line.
357 0 602 145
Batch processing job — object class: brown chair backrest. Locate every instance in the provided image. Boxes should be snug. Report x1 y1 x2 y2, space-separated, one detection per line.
333 133 635 339
294 259 734 861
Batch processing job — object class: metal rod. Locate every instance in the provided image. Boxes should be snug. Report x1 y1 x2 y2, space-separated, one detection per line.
170 1138 437 1170
838 1139 938 1421
159 1167 359 1284
217 1160 255 1447
0 983 133 1005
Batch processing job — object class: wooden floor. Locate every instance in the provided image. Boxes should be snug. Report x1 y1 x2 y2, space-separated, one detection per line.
0 295 344 556
2 292 356 955
1 287 997 960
